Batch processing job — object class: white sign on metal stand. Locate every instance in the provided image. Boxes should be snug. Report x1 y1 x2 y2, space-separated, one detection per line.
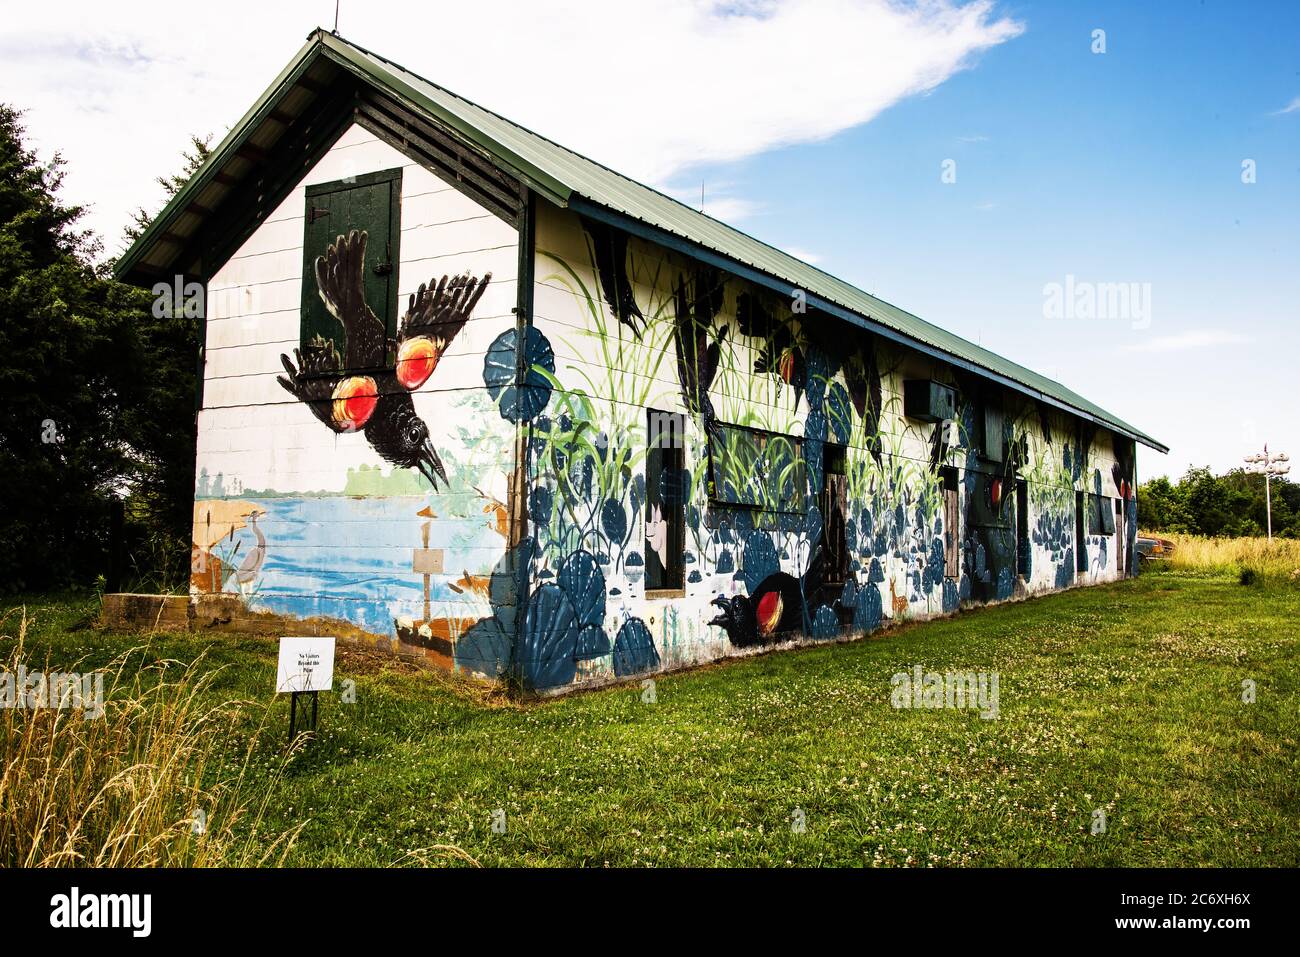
277 637 335 741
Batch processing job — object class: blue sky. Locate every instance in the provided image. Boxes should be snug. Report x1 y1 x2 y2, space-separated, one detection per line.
4 0 1296 479
684 1 1300 479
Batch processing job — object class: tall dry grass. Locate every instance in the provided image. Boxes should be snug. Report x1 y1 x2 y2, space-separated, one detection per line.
0 607 301 867
1142 530 1300 584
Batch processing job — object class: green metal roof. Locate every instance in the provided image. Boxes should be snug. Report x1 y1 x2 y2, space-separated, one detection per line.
118 29 1165 452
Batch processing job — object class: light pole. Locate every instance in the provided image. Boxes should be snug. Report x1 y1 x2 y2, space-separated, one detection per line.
1244 444 1290 542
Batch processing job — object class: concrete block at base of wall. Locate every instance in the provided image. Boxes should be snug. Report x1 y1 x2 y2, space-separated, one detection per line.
99 593 191 632
99 593 420 665
190 594 399 656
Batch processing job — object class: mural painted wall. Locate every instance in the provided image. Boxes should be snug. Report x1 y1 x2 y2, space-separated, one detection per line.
192 128 1137 692
193 124 520 670
499 204 1138 692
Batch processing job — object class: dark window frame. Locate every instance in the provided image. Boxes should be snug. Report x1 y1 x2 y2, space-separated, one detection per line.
707 420 807 515
941 466 961 580
820 443 849 586
645 408 687 595
1088 493 1116 536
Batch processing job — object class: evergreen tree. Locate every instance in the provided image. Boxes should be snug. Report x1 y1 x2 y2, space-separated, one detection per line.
0 104 149 588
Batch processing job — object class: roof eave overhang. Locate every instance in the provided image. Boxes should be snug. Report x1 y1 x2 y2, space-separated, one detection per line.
114 32 327 284
115 30 574 288
116 30 1166 456
571 197 1169 454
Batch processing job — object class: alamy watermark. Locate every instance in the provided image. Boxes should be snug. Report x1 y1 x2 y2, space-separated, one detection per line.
1 665 104 719
1042 274 1152 330
890 665 999 719
49 887 150 937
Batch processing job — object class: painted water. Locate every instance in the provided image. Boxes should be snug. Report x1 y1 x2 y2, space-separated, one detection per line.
214 495 504 636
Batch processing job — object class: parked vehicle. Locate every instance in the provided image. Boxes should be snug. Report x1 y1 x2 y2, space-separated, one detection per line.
1136 536 1175 566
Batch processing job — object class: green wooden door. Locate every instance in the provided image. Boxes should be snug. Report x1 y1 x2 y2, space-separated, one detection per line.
300 168 402 365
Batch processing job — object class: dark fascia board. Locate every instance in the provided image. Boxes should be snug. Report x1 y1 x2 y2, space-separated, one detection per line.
114 31 328 284
570 196 1169 454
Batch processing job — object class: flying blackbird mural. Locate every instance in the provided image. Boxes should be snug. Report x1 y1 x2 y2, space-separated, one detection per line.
672 267 728 443
277 229 491 489
580 215 644 337
844 338 884 467
1037 401 1054 446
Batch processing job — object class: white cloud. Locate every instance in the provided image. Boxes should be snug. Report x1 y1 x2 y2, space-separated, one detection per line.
662 179 763 222
1272 95 1300 115
700 196 764 222
1122 329 1253 354
0 0 1022 258
783 247 823 264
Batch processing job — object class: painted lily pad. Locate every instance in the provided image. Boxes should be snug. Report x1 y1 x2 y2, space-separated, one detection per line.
868 557 885 583
853 583 883 633
600 498 627 543
839 579 857 607
521 583 579 689
803 504 823 543
739 531 779 591
529 485 553 524
805 348 831 408
574 623 611 660
455 616 512 678
612 617 660 677
805 405 827 443
483 326 555 423
826 382 852 444
558 550 605 627
811 604 840 639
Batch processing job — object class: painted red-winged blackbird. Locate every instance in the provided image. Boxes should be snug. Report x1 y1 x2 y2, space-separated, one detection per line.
707 571 804 647
735 291 808 403
277 229 491 489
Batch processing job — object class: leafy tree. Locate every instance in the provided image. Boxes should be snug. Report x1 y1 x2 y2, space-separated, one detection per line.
1135 475 1183 530
0 104 150 589
0 106 210 590
1138 465 1297 538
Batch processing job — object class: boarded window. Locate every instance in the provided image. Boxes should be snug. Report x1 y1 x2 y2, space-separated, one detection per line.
821 444 849 585
982 402 1005 463
1087 493 1116 535
709 423 806 514
646 409 686 592
942 466 960 579
1016 477 1031 578
300 168 403 364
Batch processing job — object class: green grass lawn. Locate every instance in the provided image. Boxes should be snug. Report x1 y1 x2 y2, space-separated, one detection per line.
5 567 1298 867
